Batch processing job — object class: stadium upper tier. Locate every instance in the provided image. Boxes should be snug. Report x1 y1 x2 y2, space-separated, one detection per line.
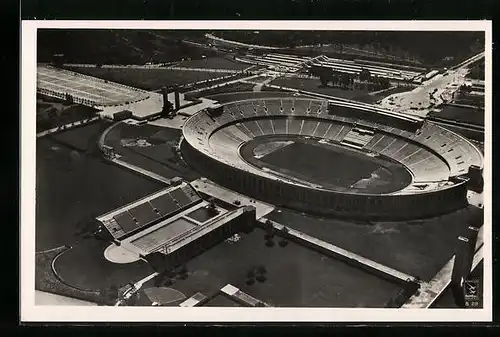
182 97 482 196
37 65 150 107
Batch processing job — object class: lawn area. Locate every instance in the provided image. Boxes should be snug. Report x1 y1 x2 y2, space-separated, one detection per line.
269 77 375 102
35 247 103 304
140 228 403 307
175 56 249 70
52 237 154 291
37 97 99 132
192 82 257 100
36 121 165 251
103 122 200 181
266 205 482 281
429 106 484 127
66 67 229 91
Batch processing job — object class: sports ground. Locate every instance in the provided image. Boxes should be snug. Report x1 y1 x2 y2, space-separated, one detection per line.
242 138 411 193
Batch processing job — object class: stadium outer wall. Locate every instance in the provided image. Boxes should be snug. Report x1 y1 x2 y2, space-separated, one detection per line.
181 140 469 221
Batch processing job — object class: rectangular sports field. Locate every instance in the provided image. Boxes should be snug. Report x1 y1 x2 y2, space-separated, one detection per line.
260 142 381 188
67 67 228 91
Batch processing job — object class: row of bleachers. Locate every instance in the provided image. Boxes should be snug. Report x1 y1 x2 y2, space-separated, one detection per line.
103 218 126 238
408 156 450 183
390 142 422 163
235 122 258 139
149 193 179 217
322 123 343 141
169 186 196 208
332 124 353 142
209 131 242 156
364 134 395 153
221 128 245 144
300 120 319 136
258 119 275 135
380 138 407 157
180 185 202 203
243 120 265 137
224 125 253 142
342 129 375 147
128 202 159 226
411 122 482 176
272 118 287 135
287 118 302 135
311 120 331 138
110 184 203 238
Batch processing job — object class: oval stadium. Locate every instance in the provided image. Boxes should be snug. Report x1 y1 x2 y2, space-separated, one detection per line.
181 97 483 220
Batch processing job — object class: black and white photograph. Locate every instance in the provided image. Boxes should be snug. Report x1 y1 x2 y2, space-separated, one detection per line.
20 21 492 322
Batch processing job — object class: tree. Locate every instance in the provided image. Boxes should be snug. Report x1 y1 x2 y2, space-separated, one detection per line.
246 269 255 279
319 71 329 87
256 265 267 275
359 68 371 82
255 274 267 283
265 239 275 248
65 93 73 104
100 284 119 305
278 239 289 247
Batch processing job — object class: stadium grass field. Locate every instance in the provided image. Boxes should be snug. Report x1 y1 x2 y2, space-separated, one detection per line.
140 228 404 307
251 140 411 193
36 121 165 251
66 67 232 91
266 205 482 281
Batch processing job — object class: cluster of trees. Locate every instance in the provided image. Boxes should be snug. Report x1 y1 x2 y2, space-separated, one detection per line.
264 220 289 248
153 264 189 288
467 60 485 80
246 265 268 286
310 66 391 91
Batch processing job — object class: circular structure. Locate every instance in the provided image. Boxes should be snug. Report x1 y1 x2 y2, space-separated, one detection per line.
181 97 483 220
104 244 141 264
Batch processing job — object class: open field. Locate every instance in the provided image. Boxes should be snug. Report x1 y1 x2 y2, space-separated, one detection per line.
266 205 482 281
192 82 257 99
268 77 375 102
36 121 164 251
141 228 403 307
174 56 249 70
66 67 229 91
37 97 98 132
204 91 312 104
103 122 200 181
429 106 484 127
